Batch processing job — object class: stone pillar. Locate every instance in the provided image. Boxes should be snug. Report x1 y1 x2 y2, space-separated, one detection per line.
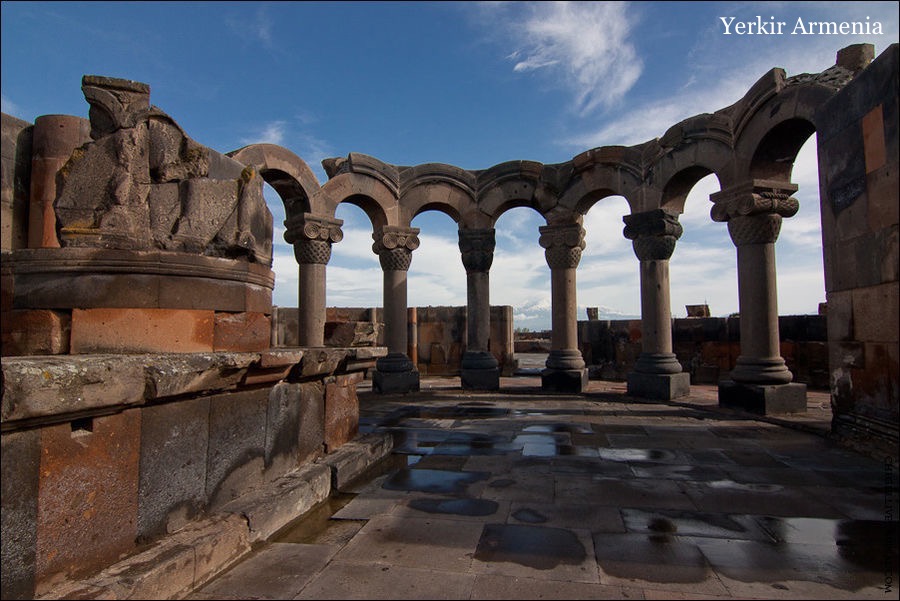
539 222 588 392
459 228 500 390
372 226 420 393
711 180 807 414
623 209 692 400
28 115 91 248
284 213 343 347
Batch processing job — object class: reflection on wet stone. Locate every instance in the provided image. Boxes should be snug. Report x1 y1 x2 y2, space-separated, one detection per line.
475 523 586 570
511 508 548 524
407 497 498 517
381 468 489 494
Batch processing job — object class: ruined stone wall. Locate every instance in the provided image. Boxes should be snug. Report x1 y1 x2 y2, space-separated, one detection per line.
816 45 899 459
272 305 517 376
578 315 830 389
0 347 383 599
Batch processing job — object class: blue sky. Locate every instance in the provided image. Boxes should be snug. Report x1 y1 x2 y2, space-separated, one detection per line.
3 1 898 330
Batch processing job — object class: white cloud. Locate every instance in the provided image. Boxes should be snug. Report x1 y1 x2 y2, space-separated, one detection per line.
492 1 643 114
240 120 287 146
1 94 23 119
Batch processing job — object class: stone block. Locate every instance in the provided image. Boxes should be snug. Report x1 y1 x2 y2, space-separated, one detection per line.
137 397 211 540
626 371 691 400
1 429 40 601
325 372 362 451
1 309 71 356
861 104 886 174
206 389 269 508
372 367 420 394
866 165 899 230
718 381 807 415
461 366 500 391
214 311 270 352
70 308 215 353
541 368 589 393
220 463 331 543
35 410 141 592
320 432 394 492
265 381 324 480
852 282 899 343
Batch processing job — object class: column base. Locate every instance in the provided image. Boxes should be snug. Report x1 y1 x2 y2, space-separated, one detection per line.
373 368 420 394
461 367 500 391
541 368 588 393
718 380 807 415
626 371 691 400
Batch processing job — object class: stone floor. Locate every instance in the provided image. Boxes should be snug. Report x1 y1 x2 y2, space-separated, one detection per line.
188 376 898 600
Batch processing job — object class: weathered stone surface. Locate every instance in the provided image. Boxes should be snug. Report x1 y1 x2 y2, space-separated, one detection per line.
852 282 899 343
213 311 270 352
264 381 324 479
324 372 362 451
137 397 211 540
1 309 70 355
1 355 147 423
1 428 40 601
1 113 32 251
206 389 269 508
319 431 394 492
220 463 331 543
70 308 215 353
718 381 808 415
35 410 141 593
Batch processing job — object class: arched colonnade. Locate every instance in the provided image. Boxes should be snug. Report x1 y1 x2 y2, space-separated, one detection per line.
228 47 870 409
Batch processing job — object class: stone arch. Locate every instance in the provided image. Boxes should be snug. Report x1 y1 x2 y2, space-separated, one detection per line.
559 147 641 215
227 143 323 217
400 163 476 225
477 160 549 225
659 165 723 215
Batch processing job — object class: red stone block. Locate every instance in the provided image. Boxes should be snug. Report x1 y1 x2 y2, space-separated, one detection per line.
70 308 214 353
35 410 140 593
1 309 71 356
324 372 361 452
213 311 271 352
861 104 886 174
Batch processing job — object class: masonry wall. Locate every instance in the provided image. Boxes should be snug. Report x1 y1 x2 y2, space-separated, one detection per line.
578 314 830 389
273 304 518 376
0 348 382 599
816 44 899 459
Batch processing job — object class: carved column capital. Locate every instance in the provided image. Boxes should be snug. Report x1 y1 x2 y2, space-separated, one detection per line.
284 213 344 265
710 180 799 246
623 209 683 261
458 228 496 273
373 226 420 271
539 223 585 270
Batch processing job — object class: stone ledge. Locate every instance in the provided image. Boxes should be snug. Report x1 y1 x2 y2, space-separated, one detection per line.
35 513 250 601
1 348 386 428
319 431 394 491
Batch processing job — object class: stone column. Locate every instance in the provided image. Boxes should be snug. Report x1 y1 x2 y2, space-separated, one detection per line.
539 222 588 392
372 226 420 393
28 115 91 248
284 213 343 347
623 209 691 399
711 179 807 414
459 228 500 390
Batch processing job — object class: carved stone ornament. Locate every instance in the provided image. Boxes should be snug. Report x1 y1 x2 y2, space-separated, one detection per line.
538 223 585 270
458 228 496 273
284 213 344 265
623 209 684 261
373 226 420 271
710 180 800 223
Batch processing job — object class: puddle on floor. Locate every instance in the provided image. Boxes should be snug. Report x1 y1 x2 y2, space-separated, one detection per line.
474 523 586 569
270 493 360 545
511 508 548 524
381 468 489 494
407 497 499 517
597 448 679 463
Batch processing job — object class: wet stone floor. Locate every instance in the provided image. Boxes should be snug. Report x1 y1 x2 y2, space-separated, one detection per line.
189 380 899 600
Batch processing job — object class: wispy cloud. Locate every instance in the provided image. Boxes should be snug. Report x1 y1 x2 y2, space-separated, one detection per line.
225 3 274 48
240 120 287 146
491 1 643 115
0 94 23 119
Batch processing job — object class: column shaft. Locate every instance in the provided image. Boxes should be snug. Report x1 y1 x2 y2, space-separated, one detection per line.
298 263 325 347
383 268 407 355
459 228 499 389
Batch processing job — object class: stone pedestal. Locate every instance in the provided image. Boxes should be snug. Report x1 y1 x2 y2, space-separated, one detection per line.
718 380 807 415
541 367 589 393
373 352 420 394
626 372 691 400
460 350 500 390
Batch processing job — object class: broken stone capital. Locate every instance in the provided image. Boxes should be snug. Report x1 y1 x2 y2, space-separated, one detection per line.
82 75 151 140
458 228 495 273
372 226 420 272
539 223 585 270
623 209 683 261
